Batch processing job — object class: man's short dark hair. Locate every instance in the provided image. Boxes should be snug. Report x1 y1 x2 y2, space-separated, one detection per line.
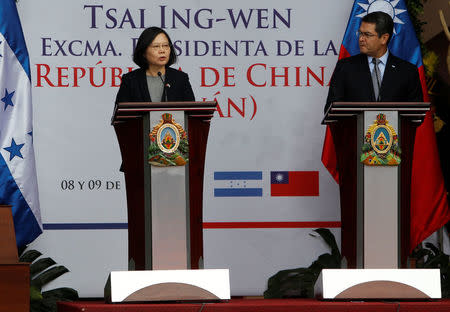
362 11 394 44
133 27 177 69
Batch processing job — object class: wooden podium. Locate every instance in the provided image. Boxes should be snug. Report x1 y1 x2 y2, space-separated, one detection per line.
322 102 430 268
315 102 441 299
0 205 30 312
112 101 217 270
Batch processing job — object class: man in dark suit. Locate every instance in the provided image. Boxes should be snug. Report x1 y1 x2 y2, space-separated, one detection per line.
324 11 424 268
325 11 423 113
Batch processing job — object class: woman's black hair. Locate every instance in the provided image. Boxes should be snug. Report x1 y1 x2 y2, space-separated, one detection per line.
133 27 177 69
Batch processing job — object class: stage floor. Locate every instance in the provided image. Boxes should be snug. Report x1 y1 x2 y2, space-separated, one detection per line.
58 298 450 312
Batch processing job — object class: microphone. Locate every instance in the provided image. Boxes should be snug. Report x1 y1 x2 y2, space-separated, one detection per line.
157 71 169 102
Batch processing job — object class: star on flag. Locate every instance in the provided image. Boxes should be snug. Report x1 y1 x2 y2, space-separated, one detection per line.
2 88 15 110
4 138 25 160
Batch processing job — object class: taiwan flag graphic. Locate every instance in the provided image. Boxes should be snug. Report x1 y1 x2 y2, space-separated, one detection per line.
271 171 319 197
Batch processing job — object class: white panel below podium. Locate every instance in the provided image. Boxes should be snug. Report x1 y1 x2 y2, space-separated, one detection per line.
314 269 441 299
105 269 230 302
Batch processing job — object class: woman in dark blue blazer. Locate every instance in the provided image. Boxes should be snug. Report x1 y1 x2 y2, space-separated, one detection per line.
116 27 195 103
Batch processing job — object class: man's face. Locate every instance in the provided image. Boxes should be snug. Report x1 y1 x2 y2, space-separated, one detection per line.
358 22 389 58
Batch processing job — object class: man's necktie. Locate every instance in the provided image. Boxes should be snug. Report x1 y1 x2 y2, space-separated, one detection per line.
371 58 381 101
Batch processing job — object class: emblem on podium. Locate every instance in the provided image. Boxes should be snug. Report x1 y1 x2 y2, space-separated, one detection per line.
148 113 189 167
360 113 401 166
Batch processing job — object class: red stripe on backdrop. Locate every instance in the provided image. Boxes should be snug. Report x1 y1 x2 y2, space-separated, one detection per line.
203 222 341 229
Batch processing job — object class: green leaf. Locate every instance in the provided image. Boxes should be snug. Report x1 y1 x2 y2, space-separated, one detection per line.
18 245 28 257
424 242 440 256
411 238 450 298
30 258 57 278
42 287 79 301
425 254 449 268
311 228 341 259
40 297 58 312
31 301 48 312
265 228 344 299
19 249 42 263
264 267 316 298
267 267 313 287
31 266 69 289
412 247 433 261
25 250 79 312
310 253 341 272
30 285 43 302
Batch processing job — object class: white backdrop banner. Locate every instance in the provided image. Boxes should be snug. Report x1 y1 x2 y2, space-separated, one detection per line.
18 0 353 296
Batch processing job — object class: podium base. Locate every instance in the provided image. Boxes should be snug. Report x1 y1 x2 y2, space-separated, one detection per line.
314 269 441 299
105 269 230 302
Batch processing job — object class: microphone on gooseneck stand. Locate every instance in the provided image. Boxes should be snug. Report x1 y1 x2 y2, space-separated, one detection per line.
157 71 168 102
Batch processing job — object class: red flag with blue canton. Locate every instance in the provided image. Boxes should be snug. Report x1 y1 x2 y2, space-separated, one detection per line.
271 171 319 197
322 0 450 252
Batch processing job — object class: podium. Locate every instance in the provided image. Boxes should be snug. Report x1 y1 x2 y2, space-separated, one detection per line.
0 205 30 312
315 102 441 299
112 101 217 271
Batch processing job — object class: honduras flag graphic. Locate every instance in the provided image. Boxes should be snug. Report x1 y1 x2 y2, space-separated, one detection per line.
214 171 263 197
0 0 42 247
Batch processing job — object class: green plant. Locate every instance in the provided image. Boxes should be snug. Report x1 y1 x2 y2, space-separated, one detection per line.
405 0 429 57
406 0 427 40
265 230 450 299
412 242 450 298
19 249 79 312
264 228 342 298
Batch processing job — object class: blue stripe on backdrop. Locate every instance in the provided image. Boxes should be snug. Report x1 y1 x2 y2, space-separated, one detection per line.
43 223 128 230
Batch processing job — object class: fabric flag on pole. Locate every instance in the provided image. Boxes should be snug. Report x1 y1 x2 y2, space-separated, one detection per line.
322 0 450 252
271 171 319 196
0 0 42 247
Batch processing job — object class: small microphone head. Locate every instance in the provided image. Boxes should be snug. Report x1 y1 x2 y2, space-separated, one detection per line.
157 71 165 86
165 83 171 88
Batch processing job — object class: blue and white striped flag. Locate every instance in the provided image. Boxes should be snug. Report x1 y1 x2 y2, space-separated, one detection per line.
0 0 42 247
214 171 263 197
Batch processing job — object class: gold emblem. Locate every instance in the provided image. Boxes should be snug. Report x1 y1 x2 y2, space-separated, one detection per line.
360 113 401 166
148 113 188 167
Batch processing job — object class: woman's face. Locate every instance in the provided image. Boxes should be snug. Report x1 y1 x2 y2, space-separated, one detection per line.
144 33 170 68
